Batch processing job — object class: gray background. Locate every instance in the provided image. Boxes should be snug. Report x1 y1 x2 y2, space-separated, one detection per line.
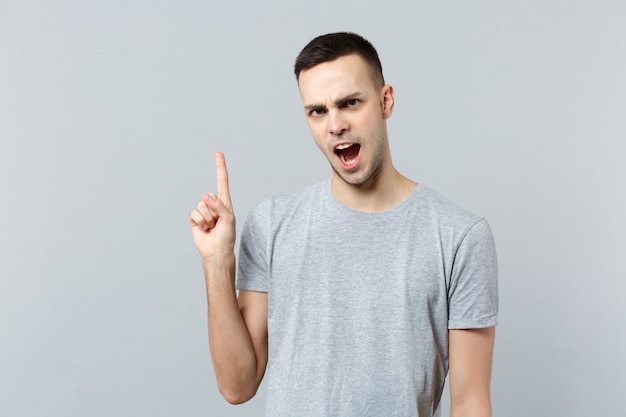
1 0 625 416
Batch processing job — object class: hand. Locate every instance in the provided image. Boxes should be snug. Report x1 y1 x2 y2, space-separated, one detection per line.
189 152 236 260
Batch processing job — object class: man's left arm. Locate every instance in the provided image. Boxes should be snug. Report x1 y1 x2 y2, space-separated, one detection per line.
448 326 496 417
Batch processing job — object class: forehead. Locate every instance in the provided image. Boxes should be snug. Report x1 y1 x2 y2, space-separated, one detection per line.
297 54 377 102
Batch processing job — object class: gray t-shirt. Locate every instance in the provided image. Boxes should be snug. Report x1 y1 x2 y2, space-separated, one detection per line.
237 179 498 417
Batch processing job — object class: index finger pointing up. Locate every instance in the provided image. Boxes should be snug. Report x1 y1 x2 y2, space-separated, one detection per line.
215 151 231 203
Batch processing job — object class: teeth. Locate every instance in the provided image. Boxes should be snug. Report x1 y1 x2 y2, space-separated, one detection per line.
336 143 352 150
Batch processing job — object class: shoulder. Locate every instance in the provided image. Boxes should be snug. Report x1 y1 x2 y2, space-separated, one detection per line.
409 185 497 254
416 185 484 229
245 180 327 222
253 180 327 210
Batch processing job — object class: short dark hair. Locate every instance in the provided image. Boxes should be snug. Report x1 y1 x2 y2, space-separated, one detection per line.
294 32 385 87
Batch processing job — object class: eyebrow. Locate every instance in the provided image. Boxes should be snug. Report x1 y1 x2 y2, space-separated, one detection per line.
334 92 363 108
303 91 363 112
304 103 326 112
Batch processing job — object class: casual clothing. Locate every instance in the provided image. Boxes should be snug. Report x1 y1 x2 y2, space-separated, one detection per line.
237 178 498 417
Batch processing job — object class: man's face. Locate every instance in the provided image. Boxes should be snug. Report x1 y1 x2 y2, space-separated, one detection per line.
297 54 394 188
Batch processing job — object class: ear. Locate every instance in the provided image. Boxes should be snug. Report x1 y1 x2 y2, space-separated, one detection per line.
381 85 395 119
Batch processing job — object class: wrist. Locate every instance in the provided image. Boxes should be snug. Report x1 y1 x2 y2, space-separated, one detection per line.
201 249 235 266
202 251 236 287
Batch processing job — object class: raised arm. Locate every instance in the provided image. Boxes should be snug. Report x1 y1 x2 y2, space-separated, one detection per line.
189 152 268 404
448 326 495 417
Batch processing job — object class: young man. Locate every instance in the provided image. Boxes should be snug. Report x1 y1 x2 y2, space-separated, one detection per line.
189 32 498 417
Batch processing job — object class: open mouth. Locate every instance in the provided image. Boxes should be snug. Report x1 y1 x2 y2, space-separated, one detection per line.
334 143 361 168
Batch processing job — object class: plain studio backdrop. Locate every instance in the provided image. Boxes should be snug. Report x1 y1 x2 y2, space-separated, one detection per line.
1 1 624 416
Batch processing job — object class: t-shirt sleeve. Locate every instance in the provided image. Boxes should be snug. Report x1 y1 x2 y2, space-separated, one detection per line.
447 218 499 329
236 200 270 293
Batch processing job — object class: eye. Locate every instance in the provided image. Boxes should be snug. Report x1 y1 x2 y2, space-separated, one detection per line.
339 98 361 109
309 107 327 117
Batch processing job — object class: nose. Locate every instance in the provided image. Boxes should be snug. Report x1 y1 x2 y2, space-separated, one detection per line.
328 109 348 136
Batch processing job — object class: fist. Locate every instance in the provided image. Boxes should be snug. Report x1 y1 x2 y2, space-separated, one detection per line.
189 152 236 259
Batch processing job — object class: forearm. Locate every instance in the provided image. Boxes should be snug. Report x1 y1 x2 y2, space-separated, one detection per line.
204 253 260 403
448 327 495 417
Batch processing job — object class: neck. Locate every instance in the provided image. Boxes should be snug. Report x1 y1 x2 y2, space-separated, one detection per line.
331 166 417 213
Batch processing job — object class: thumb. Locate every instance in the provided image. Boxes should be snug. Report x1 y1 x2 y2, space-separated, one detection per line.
203 193 234 224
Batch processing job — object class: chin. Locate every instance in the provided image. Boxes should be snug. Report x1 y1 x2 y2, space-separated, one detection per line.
333 168 371 187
